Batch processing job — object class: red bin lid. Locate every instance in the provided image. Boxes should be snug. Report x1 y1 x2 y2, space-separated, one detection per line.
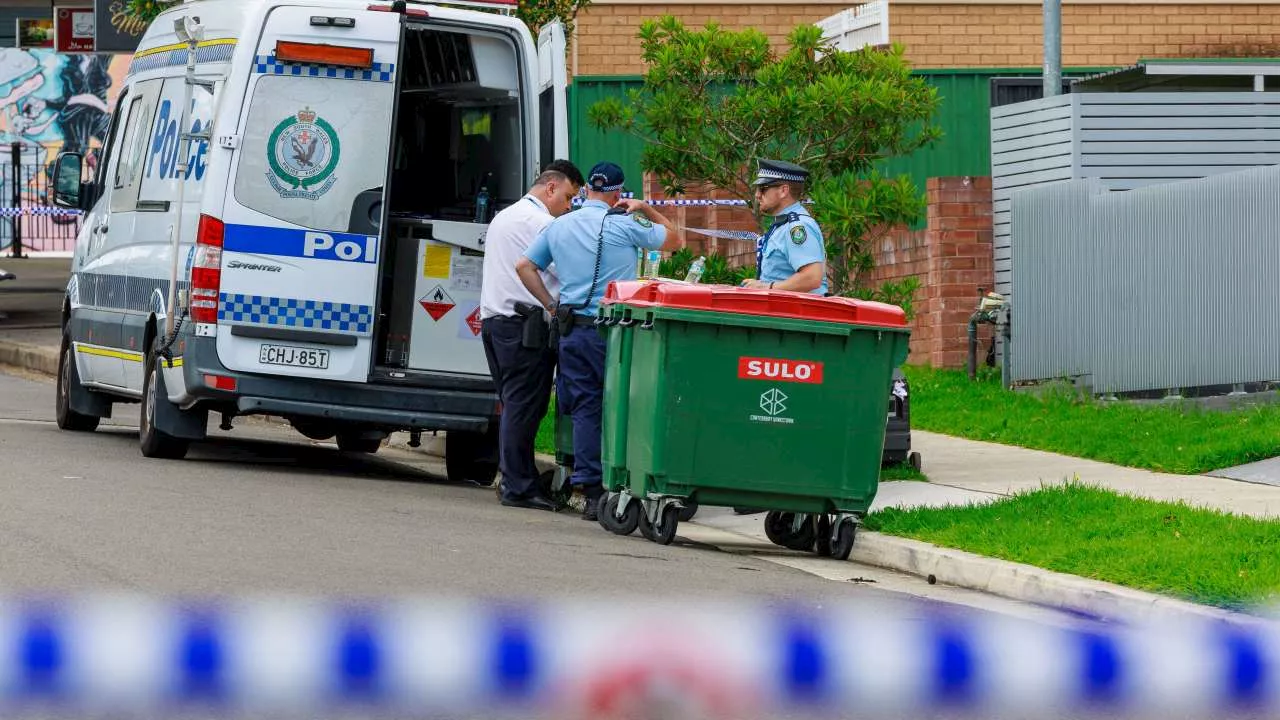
602 281 907 328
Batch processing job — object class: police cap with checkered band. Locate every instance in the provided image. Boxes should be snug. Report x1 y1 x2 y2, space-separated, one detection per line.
752 158 810 186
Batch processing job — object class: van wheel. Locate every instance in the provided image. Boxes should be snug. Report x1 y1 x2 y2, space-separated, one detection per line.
446 429 498 486
337 433 382 454
139 341 189 460
55 333 98 432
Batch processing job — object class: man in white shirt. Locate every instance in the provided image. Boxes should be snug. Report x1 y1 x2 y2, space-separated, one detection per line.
480 159 584 511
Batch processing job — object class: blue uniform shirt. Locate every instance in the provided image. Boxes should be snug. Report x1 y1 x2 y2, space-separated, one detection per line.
524 199 667 316
757 202 828 295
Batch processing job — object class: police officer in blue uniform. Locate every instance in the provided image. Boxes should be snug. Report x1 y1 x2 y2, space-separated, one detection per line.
515 162 677 520
740 159 828 295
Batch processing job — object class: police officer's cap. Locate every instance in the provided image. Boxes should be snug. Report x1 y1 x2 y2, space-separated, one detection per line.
587 162 625 192
753 158 809 186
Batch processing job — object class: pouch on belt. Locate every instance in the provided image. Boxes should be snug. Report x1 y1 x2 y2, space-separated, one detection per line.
514 301 550 350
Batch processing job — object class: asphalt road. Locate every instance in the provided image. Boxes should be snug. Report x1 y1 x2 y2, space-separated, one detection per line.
0 366 1073 625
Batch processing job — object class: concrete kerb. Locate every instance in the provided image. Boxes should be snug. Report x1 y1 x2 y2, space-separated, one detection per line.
851 531 1252 624
277 427 1258 622
0 338 58 376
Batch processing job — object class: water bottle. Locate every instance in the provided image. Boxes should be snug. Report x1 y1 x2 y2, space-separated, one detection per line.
685 256 706 284
474 184 490 224
646 250 661 280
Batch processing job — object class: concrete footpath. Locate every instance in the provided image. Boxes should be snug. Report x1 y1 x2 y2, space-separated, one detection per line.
3 257 1277 622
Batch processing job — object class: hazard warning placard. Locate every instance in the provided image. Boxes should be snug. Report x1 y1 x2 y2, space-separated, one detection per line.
457 304 483 340
419 285 455 321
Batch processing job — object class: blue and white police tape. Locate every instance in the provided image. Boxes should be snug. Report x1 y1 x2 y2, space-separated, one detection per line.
570 194 815 208
0 207 83 218
0 596 1273 719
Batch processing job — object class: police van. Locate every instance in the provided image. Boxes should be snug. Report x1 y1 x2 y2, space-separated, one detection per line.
49 0 568 481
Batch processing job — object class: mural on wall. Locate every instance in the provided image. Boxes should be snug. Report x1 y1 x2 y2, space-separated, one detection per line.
0 48 129 197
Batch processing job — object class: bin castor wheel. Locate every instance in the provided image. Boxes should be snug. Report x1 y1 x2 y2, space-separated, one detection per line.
764 511 816 551
639 504 679 545
538 469 572 508
599 494 640 535
908 451 922 471
677 499 699 522
814 515 833 557
831 519 857 561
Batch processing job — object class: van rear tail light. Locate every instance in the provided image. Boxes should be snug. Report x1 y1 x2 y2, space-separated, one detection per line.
190 214 224 325
204 374 237 391
275 41 375 69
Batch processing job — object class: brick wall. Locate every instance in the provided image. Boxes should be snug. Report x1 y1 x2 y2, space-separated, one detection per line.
887 4 1280 68
572 2 1280 75
571 3 851 76
868 177 995 368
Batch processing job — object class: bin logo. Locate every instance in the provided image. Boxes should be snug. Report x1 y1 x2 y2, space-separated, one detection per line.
738 357 823 384
751 388 795 424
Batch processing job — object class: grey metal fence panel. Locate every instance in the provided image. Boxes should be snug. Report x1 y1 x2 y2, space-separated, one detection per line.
1008 165 1280 394
1008 179 1105 384
1089 164 1280 394
991 91 1280 303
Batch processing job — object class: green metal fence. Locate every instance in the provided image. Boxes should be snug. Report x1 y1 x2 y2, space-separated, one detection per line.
568 69 1110 214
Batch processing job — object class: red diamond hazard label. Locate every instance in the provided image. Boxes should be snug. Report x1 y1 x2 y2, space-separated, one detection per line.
465 307 482 336
419 286 455 321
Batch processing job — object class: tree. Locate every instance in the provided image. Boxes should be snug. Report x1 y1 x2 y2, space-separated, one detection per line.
587 16 941 300
517 0 592 42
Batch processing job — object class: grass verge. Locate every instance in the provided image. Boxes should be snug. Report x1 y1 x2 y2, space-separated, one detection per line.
863 483 1280 609
906 366 1280 474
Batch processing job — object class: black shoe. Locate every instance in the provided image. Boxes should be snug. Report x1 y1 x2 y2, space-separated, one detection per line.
501 494 560 512
581 493 603 522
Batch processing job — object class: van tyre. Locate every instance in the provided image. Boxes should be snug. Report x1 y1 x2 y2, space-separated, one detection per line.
337 433 382 454
139 342 189 460
56 334 99 432
445 429 499 486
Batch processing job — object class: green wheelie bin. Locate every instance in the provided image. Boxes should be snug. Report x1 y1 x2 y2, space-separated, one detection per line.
595 280 910 558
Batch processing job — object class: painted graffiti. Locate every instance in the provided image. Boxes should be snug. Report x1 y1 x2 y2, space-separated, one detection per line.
0 48 127 195
0 48 128 251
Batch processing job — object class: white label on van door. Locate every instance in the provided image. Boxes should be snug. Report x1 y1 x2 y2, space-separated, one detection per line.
140 78 215 202
267 107 340 200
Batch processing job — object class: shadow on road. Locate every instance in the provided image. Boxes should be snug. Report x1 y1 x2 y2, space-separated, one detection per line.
84 423 454 487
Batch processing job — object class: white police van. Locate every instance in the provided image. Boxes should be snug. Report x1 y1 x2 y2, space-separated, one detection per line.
49 0 568 480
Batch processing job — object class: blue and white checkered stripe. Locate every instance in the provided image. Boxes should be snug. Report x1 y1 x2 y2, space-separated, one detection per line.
218 293 372 335
128 42 237 76
253 55 395 83
0 207 82 218
0 597 1272 717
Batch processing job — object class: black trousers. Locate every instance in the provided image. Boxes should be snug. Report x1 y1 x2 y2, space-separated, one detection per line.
481 315 556 501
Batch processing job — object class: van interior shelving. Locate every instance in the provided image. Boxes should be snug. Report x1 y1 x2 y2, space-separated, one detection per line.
370 22 525 378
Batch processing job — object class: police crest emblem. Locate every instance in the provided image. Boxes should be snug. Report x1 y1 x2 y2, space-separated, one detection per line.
267 107 340 200
790 225 807 245
633 213 653 228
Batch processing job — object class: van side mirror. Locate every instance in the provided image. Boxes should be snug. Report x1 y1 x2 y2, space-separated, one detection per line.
52 152 83 209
